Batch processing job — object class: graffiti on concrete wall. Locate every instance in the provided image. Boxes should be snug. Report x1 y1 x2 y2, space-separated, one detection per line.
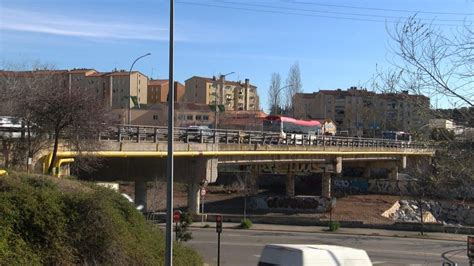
248 196 331 212
368 179 416 195
333 179 368 193
252 163 335 175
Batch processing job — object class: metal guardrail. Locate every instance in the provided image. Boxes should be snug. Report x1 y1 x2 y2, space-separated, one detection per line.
98 125 431 149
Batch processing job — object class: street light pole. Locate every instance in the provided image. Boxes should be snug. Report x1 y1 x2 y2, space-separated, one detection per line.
128 52 151 125
165 0 174 265
213 71 234 129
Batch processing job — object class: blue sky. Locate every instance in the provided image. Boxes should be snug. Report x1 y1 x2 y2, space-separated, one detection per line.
1 0 472 112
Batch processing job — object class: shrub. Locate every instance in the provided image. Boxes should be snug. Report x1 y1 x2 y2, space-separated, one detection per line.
328 221 341 232
175 212 193 242
240 218 253 229
0 173 203 265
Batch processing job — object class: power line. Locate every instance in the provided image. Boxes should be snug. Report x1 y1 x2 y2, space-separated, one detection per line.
177 1 466 27
293 0 474 16
221 1 473 23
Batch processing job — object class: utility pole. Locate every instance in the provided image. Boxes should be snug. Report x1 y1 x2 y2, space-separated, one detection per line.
165 0 174 265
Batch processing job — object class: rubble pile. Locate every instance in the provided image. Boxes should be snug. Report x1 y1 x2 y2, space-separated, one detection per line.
382 200 474 226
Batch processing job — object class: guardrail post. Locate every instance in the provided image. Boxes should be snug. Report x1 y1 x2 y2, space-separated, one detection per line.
117 126 122 142
136 126 140 143
213 130 217 144
154 128 158 143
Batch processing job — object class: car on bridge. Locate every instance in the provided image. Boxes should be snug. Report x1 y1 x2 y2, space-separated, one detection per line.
179 125 213 143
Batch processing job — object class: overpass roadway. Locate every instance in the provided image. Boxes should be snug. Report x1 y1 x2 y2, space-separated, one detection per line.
42 126 434 213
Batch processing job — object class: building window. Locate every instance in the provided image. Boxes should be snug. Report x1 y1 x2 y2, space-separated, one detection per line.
187 115 193 120
153 115 159 120
203 115 209 121
196 115 202 120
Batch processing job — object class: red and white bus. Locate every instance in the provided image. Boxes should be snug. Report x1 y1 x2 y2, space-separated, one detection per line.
263 115 322 141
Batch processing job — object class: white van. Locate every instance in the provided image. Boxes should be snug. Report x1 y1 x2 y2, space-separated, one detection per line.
258 244 372 266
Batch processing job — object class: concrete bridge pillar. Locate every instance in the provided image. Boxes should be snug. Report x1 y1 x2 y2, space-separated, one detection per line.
134 180 147 211
389 166 398 180
187 181 201 215
247 167 259 196
322 172 331 198
401 156 407 169
285 173 295 196
363 167 371 179
183 157 218 214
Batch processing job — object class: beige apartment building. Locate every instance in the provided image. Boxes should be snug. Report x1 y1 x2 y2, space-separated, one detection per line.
111 102 215 127
147 79 185 104
184 76 259 111
293 87 430 136
68 69 148 109
1 69 148 110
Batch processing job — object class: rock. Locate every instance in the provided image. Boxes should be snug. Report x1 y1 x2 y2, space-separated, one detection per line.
422 211 438 223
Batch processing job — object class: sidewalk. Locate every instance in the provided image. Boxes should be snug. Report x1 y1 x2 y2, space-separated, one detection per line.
189 221 469 242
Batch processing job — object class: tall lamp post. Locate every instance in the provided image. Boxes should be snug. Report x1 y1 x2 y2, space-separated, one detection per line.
128 52 151 125
165 0 174 265
273 84 290 115
213 71 234 129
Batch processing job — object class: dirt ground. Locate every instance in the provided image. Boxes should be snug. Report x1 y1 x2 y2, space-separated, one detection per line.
119 181 399 224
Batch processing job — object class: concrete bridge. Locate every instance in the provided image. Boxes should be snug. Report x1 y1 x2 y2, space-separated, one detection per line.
42 126 434 214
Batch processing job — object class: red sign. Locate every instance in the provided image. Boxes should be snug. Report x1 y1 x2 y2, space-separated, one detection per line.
173 210 181 223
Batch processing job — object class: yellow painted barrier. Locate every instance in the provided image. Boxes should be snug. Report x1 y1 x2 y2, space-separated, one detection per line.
55 158 75 177
42 149 434 172
0 169 7 176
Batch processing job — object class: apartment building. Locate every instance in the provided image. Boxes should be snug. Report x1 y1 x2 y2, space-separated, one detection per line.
184 76 259 111
111 102 215 127
293 87 430 136
147 79 185 104
1 69 148 110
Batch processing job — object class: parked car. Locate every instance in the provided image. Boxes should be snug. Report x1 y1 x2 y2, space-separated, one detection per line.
0 116 23 139
258 244 372 266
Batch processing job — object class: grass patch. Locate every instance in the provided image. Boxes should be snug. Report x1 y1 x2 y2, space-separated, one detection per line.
328 221 341 232
240 218 253 229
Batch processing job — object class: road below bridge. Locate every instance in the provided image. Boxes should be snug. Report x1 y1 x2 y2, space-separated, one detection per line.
183 226 468 265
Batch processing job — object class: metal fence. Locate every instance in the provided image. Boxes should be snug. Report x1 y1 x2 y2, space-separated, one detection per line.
99 124 431 149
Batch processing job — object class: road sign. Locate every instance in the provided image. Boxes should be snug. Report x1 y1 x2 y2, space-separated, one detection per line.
173 210 181 223
216 215 222 233
468 236 474 259
200 188 207 197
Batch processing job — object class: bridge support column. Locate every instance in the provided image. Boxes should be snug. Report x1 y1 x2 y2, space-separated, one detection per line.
135 180 147 211
285 173 295 197
322 172 331 198
363 167 371 179
247 167 259 196
187 181 201 215
389 167 398 180
400 156 407 169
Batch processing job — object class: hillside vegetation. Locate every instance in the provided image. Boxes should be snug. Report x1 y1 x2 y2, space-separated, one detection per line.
0 172 202 265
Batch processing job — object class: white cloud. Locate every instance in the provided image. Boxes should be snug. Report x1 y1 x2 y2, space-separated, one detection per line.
0 7 171 41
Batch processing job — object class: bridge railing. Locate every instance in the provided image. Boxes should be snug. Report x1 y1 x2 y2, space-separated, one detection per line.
98 124 432 149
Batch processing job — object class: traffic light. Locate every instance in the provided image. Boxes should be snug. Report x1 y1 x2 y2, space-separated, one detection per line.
216 215 222 233
468 236 474 259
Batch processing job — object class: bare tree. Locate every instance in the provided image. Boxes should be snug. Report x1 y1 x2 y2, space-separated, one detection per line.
1 67 113 174
382 17 474 209
388 16 473 107
268 72 282 115
285 62 302 116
